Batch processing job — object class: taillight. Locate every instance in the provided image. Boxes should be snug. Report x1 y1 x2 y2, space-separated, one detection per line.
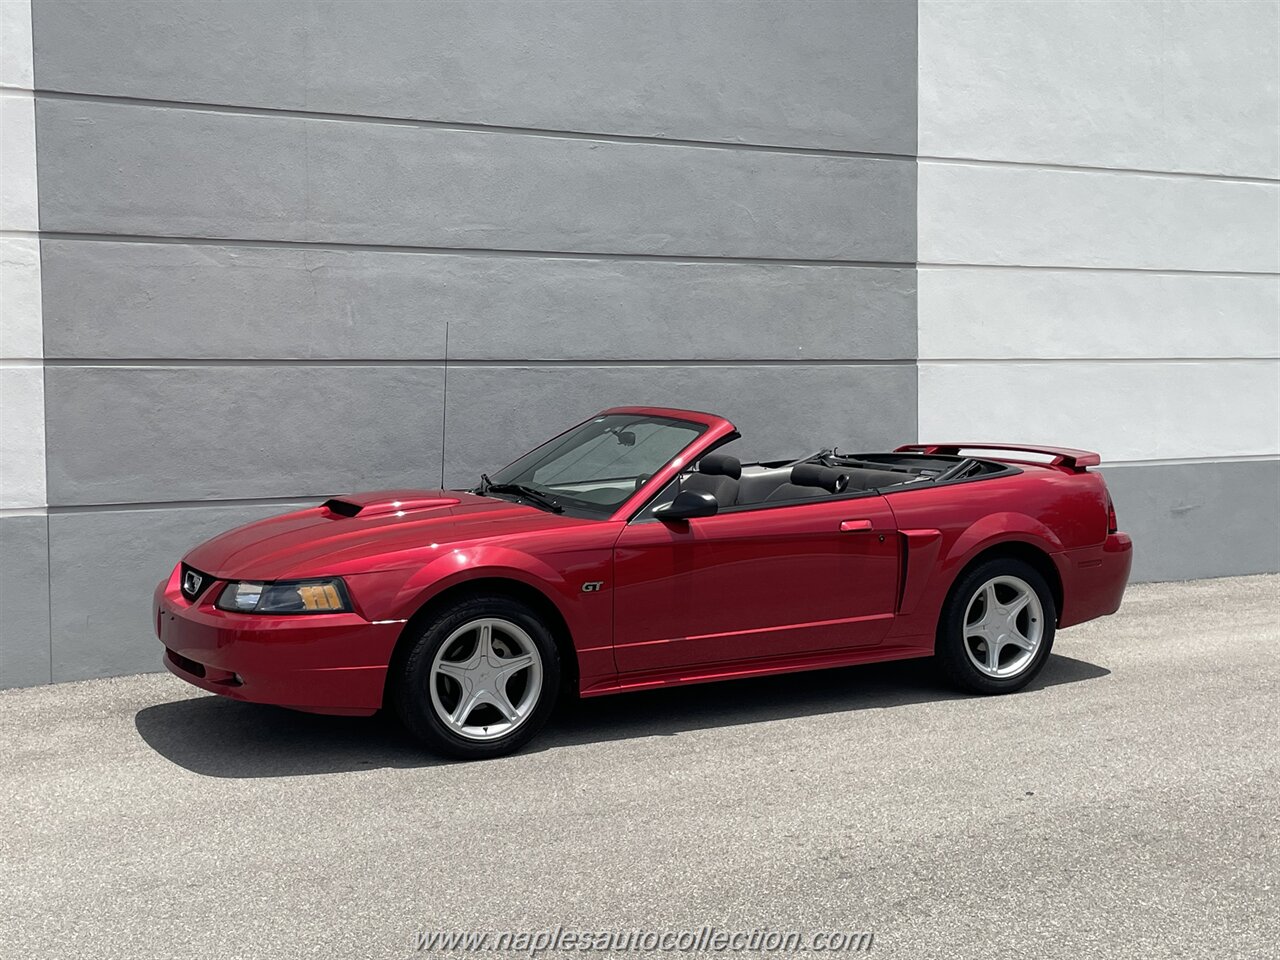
1105 492 1118 535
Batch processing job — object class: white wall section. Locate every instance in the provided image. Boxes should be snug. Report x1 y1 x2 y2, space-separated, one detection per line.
0 87 36 227
0 0 50 687
0 364 45 505
919 360 1278 464
0 234 41 357
919 267 1279 361
919 160 1279 272
919 0 1280 473
0 0 45 511
0 0 33 90
919 0 1279 178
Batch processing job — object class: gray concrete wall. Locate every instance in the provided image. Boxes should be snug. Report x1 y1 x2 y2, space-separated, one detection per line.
2 1 1276 688
2 0 919 685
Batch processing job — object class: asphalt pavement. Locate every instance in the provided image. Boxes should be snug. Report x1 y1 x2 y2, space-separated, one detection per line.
2 575 1277 959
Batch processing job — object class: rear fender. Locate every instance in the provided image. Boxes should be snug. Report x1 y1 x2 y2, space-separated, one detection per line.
890 512 1066 639
913 513 1065 621
945 512 1065 573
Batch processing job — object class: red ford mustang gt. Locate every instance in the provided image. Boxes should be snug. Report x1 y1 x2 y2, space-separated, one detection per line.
156 406 1132 759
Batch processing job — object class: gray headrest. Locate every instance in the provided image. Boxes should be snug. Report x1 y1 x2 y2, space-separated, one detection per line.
698 453 742 480
790 463 848 493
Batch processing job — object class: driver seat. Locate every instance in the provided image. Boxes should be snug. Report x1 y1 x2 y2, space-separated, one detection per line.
681 453 741 507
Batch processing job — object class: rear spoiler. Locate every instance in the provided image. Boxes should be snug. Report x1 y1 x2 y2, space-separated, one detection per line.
895 443 1101 471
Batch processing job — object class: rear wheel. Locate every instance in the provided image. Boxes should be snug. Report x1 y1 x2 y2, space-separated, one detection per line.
936 557 1056 694
392 596 560 760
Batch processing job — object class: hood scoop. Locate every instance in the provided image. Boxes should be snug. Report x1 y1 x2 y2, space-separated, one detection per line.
321 492 461 519
321 498 363 517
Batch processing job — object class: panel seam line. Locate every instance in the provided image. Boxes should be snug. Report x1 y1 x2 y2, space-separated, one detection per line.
8 231 916 267
33 89 915 160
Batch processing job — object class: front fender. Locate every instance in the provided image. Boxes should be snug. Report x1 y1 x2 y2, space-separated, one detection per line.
391 544 581 630
373 545 616 696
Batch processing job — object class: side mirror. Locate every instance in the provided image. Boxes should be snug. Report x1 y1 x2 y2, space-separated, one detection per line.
654 490 719 521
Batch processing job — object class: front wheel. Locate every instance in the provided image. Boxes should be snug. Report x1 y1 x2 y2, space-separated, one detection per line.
936 558 1056 695
392 596 561 760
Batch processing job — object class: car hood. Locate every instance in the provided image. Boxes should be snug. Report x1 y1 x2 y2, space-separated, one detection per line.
183 489 590 580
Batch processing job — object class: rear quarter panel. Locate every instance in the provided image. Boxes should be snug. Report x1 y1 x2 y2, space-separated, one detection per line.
883 467 1110 641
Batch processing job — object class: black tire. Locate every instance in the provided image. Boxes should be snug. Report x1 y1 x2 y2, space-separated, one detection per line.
935 557 1057 695
392 595 561 760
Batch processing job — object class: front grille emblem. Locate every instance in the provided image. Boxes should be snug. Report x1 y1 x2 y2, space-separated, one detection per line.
182 570 203 597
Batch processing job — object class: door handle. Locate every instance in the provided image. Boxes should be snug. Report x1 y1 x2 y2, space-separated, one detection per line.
840 519 873 532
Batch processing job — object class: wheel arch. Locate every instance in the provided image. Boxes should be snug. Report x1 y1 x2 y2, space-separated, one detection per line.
382 575 579 708
943 541 1065 629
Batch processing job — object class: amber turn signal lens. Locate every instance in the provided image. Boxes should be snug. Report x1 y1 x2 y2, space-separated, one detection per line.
298 583 344 611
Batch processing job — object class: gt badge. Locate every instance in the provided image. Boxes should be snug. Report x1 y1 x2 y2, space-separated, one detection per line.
581 581 604 593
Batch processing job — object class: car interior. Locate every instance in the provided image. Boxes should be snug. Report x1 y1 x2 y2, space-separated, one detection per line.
672 450 1009 510
492 414 1015 519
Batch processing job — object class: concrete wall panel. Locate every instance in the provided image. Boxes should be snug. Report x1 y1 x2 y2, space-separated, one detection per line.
43 365 445 505
0 366 46 508
0 90 38 231
40 240 914 362
0 0 34 90
48 501 316 680
918 360 1279 464
919 267 1280 361
1103 459 1280 583
920 0 1279 178
33 0 917 154
918 160 1280 273
0 237 43 359
36 98 915 261
0 514 50 688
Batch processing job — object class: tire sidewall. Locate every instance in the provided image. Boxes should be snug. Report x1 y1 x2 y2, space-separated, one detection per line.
393 596 561 760
937 558 1057 694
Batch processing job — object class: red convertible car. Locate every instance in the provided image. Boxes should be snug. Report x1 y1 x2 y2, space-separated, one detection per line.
156 406 1132 759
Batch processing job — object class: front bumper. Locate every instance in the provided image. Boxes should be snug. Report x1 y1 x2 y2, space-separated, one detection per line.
153 567 403 716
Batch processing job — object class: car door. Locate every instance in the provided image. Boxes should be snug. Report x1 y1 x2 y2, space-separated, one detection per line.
611 493 900 674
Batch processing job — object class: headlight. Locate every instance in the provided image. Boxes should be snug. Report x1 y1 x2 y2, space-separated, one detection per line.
215 578 351 614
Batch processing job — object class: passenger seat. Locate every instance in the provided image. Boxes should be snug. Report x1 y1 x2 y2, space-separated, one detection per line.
764 464 848 502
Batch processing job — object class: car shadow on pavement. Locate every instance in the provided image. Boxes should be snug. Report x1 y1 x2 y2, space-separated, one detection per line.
134 653 1109 778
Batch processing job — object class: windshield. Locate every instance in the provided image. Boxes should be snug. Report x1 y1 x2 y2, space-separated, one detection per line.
483 414 707 518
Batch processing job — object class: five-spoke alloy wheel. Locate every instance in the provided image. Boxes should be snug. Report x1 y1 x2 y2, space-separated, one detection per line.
962 575 1044 679
393 596 560 760
936 558 1056 694
429 618 543 741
